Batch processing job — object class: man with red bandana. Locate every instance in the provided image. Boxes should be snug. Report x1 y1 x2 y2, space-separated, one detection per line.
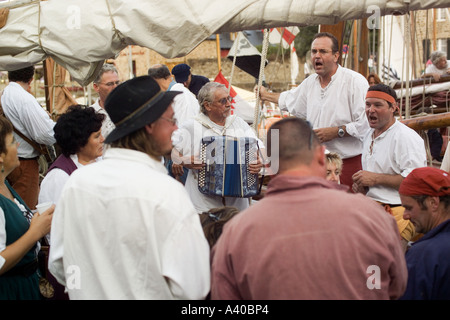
259 32 369 190
352 83 427 251
398 167 450 300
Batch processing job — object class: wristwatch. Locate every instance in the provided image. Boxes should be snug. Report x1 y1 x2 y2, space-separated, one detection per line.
337 126 345 138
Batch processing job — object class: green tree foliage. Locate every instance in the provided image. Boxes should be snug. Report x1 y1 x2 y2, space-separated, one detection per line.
294 26 319 58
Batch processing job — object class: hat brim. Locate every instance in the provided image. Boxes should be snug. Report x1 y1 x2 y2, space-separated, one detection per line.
105 90 181 144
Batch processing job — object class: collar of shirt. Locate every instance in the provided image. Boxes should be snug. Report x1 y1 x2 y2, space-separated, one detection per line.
411 219 450 247
103 147 166 174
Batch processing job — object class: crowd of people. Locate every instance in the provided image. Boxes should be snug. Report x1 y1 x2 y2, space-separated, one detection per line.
0 32 449 300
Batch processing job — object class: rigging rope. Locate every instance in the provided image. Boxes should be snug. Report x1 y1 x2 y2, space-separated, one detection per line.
252 28 270 135
227 32 240 95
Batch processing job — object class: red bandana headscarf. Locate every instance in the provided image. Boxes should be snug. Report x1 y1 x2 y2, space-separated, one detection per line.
399 167 450 196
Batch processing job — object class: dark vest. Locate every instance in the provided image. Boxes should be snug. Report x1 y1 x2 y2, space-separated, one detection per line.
48 154 78 176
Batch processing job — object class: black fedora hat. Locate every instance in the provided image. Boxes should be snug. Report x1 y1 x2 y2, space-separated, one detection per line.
104 76 181 143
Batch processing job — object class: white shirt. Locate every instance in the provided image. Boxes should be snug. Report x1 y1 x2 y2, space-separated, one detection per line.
1 82 56 158
170 83 200 127
441 144 450 172
362 120 427 204
173 113 264 213
91 99 115 140
38 154 85 206
425 60 450 75
48 148 210 300
278 65 370 159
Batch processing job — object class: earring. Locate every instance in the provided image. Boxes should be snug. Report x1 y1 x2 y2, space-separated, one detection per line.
1 164 4 173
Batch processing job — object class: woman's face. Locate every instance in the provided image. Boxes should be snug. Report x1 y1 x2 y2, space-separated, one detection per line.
1 133 20 174
435 56 448 70
78 129 104 162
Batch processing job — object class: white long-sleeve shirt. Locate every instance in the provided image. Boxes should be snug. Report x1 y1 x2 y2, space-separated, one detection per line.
48 148 210 300
1 82 56 158
278 65 370 159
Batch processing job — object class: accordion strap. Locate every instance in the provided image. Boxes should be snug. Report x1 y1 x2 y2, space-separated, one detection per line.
195 113 236 136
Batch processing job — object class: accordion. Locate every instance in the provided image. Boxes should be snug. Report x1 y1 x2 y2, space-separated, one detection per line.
198 135 260 198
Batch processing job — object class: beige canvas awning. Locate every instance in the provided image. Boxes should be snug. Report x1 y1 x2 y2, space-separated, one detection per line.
1 0 449 85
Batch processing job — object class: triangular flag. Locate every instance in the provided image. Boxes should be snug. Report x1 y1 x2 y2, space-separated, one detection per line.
227 31 268 80
268 27 300 49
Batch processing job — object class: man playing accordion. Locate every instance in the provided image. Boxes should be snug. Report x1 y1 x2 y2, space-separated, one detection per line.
172 82 264 213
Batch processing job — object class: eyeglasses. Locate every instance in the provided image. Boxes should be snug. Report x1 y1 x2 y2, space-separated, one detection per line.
311 49 333 56
214 96 233 106
160 116 177 126
100 81 121 87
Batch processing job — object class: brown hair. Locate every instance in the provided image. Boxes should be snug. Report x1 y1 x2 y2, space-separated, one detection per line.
199 206 240 248
0 116 14 155
367 72 381 85
312 32 339 53
110 126 161 159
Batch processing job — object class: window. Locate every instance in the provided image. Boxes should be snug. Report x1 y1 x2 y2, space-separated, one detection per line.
437 38 447 54
436 8 448 21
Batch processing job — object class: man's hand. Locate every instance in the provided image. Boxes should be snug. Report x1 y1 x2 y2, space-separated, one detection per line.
182 155 205 170
352 170 378 191
249 154 263 175
314 127 341 143
171 163 185 177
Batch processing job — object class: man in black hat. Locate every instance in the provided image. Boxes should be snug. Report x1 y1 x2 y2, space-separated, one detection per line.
48 76 211 300
171 63 209 97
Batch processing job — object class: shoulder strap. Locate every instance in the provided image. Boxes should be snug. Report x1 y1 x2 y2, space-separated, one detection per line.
195 113 236 136
13 127 42 153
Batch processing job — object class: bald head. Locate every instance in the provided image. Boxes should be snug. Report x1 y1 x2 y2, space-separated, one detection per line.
267 117 323 173
148 64 172 91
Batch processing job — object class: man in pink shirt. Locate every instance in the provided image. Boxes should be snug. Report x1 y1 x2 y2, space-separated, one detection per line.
210 117 407 300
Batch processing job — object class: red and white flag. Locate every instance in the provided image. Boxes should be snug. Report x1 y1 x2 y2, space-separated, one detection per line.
214 71 255 123
268 27 300 49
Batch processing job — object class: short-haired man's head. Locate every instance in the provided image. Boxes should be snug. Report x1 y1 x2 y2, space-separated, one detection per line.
312 32 339 53
147 64 171 80
430 50 446 66
93 63 119 84
367 83 397 109
268 117 319 171
198 82 226 115
8 66 35 83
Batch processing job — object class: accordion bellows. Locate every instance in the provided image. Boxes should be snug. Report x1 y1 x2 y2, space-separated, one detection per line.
198 136 259 198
